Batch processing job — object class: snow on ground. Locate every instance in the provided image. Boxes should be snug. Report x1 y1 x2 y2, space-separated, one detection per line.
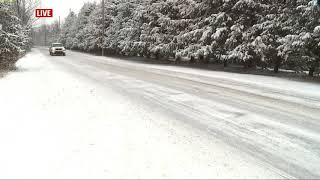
59 50 320 179
153 65 320 108
0 50 285 178
74 51 320 109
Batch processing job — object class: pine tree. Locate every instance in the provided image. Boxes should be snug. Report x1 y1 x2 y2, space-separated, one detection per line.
0 2 29 69
59 10 77 49
56 0 320 76
278 0 320 76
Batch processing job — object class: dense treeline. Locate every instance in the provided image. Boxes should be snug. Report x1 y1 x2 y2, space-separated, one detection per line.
57 0 320 76
0 0 35 69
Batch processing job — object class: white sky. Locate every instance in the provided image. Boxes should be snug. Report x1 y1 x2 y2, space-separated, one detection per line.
39 0 98 24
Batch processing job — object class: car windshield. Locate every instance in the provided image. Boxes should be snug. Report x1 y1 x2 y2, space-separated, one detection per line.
52 44 63 47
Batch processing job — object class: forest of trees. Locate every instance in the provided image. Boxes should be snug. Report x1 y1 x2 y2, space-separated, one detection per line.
43 0 320 76
0 0 36 69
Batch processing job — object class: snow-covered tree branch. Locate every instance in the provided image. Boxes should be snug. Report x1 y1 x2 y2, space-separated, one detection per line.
53 0 320 76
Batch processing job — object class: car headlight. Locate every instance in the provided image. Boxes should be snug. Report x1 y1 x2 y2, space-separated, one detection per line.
62 47 66 51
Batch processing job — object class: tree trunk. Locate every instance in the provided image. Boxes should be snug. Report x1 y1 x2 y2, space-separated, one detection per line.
308 67 315 77
175 55 181 63
155 52 160 60
261 61 267 70
247 58 257 69
223 59 228 67
190 56 195 63
309 59 320 77
274 64 279 73
274 57 281 73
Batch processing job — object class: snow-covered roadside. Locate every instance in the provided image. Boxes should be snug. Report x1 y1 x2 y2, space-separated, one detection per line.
0 50 286 178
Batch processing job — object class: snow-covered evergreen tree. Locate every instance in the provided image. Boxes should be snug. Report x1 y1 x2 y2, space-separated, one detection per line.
57 0 320 75
0 2 31 69
59 10 77 49
278 0 320 76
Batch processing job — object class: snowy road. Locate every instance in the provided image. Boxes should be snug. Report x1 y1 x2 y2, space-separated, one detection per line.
0 48 320 178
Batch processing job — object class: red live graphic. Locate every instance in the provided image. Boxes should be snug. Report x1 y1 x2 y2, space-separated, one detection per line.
35 9 53 17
